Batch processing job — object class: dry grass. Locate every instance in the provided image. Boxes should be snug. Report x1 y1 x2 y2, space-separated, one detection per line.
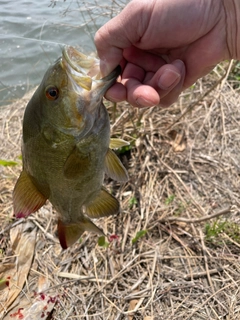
1 61 240 319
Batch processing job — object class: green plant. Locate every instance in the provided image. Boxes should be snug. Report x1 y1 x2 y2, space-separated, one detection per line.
205 220 225 240
165 195 175 205
204 220 240 244
129 196 137 209
0 277 10 290
0 159 18 166
98 236 109 248
173 202 186 215
132 230 148 244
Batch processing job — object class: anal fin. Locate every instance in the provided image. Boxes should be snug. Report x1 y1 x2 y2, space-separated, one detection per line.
58 218 104 249
13 171 47 218
85 188 119 218
105 148 129 182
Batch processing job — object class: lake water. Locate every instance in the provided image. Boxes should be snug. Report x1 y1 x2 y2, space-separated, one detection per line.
0 0 128 107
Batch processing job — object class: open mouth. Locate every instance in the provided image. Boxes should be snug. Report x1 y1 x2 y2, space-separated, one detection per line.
61 46 121 92
62 46 100 86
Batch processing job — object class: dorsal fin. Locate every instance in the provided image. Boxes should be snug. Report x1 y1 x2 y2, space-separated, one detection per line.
85 188 119 218
58 218 104 249
13 170 47 218
105 148 128 182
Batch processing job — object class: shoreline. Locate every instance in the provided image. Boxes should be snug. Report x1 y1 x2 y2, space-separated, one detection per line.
0 87 37 111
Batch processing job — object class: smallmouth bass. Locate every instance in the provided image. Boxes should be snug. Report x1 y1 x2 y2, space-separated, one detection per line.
13 46 128 249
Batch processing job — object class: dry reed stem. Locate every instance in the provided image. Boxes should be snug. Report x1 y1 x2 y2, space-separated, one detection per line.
1 60 240 319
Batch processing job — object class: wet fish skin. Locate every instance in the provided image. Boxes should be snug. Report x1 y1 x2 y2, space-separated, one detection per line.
13 46 128 249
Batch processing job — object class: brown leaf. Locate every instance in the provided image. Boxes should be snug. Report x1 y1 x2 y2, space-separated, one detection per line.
38 275 50 293
3 269 57 320
0 221 37 317
128 299 139 320
168 129 187 152
3 292 57 320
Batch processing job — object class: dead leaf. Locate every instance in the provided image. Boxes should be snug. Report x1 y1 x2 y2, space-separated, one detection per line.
0 221 37 317
128 299 139 320
3 271 57 320
168 129 187 152
38 275 50 293
3 291 57 320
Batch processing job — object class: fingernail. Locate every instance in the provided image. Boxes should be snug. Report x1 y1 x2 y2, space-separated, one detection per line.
158 69 180 90
99 60 108 77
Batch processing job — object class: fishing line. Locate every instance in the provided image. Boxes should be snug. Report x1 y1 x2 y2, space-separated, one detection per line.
0 34 66 47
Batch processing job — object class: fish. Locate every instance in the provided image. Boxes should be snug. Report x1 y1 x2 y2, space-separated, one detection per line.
13 46 128 249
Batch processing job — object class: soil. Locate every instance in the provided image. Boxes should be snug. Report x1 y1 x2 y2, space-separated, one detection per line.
1 61 240 319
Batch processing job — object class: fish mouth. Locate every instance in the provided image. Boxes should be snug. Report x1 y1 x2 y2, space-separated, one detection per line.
61 46 121 94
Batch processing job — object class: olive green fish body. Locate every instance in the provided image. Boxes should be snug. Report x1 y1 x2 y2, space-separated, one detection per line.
13 46 128 249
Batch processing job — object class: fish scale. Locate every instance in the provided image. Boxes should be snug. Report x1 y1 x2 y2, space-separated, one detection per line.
13 46 129 249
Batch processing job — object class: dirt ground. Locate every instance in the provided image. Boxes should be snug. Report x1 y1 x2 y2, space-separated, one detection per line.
1 60 240 319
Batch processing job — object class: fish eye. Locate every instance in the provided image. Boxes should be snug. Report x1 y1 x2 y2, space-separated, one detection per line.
45 86 59 101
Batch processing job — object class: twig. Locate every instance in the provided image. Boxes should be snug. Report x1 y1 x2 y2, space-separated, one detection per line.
145 135 206 216
29 217 58 243
183 265 229 281
0 218 24 235
159 206 231 223
167 60 238 130
159 157 206 216
57 272 109 283
187 280 240 319
199 228 214 289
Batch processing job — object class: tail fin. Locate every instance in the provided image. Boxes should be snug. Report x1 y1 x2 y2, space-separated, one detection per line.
58 218 104 249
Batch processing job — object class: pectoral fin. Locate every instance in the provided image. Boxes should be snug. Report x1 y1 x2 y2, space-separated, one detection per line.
105 148 128 182
58 218 104 249
13 171 47 218
63 148 90 180
109 138 129 149
85 188 119 218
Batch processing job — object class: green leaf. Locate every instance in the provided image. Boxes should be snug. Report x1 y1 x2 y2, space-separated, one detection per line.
0 159 18 167
129 197 137 208
132 230 148 244
165 195 175 205
116 144 132 155
98 236 109 248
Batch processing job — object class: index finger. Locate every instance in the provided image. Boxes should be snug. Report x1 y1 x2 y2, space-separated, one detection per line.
94 1 153 75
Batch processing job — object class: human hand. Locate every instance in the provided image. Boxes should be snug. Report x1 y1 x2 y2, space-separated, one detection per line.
95 0 239 107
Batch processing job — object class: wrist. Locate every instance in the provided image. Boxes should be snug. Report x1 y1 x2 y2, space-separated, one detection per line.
223 0 240 60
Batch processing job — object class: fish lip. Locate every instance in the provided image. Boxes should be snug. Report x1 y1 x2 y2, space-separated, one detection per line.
95 65 121 95
101 65 121 83
84 65 121 114
62 45 99 79
62 46 121 91
62 46 88 74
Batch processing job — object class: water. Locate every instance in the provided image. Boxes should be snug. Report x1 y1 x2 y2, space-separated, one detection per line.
0 0 127 107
